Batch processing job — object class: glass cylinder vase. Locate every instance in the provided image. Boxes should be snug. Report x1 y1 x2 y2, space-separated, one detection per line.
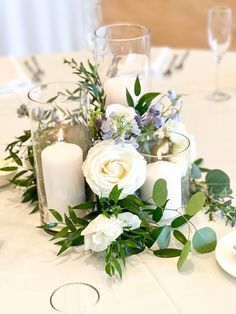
28 82 91 230
138 130 190 220
94 23 150 106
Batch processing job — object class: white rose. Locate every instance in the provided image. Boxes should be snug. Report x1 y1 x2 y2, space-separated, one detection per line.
106 104 136 122
82 140 147 199
81 214 123 252
118 212 141 230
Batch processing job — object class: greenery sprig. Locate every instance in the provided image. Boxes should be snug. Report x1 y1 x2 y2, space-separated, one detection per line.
1 130 38 214
40 181 217 278
192 159 236 226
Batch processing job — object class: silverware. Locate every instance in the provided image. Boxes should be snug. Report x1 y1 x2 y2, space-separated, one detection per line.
174 50 190 70
163 54 178 76
23 60 41 82
31 56 45 76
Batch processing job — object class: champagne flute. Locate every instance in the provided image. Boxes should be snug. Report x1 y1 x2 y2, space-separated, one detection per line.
207 5 232 102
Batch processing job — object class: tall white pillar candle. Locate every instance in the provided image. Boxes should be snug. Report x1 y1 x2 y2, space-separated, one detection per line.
41 142 85 221
141 160 181 220
104 76 149 106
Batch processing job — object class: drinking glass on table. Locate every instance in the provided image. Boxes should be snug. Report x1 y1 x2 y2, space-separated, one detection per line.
50 282 100 313
94 23 150 106
207 5 232 102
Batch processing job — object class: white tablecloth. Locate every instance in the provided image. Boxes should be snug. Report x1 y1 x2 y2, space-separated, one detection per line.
1 48 236 313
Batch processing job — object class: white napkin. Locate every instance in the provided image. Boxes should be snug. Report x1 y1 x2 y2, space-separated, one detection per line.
151 47 172 79
0 57 30 95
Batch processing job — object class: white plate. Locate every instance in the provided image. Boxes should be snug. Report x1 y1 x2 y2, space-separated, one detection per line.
215 231 236 278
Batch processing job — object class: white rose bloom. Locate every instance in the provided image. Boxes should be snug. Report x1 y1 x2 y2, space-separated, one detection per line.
118 212 141 230
82 140 147 199
81 214 123 252
106 104 136 122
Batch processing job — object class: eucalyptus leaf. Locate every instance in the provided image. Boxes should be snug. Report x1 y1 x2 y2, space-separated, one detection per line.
157 226 171 249
171 214 192 229
206 169 230 196
154 248 182 258
173 230 187 245
177 240 191 270
191 163 201 180
186 192 206 216
152 179 168 208
192 227 217 253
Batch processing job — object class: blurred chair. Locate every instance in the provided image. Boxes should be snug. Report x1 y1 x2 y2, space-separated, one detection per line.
0 0 102 56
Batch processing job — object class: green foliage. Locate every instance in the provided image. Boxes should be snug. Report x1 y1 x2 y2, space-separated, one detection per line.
177 240 191 270
0 130 38 214
157 226 171 249
186 192 206 216
152 178 168 208
191 160 236 226
154 248 182 258
206 169 230 196
134 76 141 96
192 227 217 253
64 59 106 111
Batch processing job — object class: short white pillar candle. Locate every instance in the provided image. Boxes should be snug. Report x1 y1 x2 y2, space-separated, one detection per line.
41 141 85 222
141 160 182 220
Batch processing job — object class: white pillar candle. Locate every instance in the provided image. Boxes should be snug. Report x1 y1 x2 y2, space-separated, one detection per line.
141 160 181 220
41 141 85 222
104 76 149 106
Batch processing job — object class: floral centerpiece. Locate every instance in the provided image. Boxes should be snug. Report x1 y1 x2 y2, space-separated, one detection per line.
2 59 235 278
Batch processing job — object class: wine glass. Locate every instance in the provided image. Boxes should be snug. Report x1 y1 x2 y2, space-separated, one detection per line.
50 282 100 313
207 5 232 102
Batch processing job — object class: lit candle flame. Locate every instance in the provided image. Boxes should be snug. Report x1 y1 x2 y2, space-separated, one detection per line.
58 128 64 142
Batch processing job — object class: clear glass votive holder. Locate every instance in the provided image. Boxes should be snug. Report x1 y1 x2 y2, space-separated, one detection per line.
138 130 190 220
50 282 100 313
28 82 91 229
94 23 151 105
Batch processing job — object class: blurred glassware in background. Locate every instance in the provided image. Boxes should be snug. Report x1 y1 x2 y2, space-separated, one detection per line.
207 5 232 102
94 23 150 106
84 0 103 52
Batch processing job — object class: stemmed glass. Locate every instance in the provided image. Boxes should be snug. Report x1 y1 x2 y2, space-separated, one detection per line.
50 282 100 313
207 5 232 102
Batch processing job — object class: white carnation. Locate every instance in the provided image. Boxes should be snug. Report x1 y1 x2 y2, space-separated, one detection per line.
81 214 123 252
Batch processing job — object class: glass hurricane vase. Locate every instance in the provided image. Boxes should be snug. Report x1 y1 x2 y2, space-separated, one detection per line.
94 23 151 106
28 82 91 231
138 130 190 220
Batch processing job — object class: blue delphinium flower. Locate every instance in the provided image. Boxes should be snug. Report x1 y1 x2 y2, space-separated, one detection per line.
17 104 29 118
167 90 177 101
